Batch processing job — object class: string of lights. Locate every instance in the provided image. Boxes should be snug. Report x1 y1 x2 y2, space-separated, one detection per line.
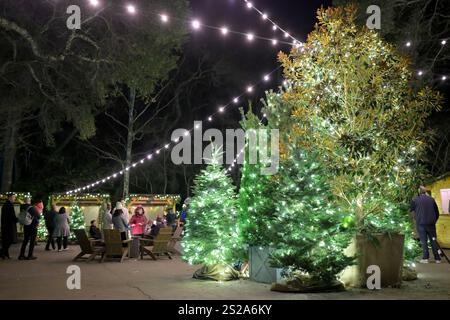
66 0 448 193
66 66 282 194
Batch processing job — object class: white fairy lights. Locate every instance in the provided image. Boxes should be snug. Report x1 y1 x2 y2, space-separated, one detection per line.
89 0 100 7
65 68 281 194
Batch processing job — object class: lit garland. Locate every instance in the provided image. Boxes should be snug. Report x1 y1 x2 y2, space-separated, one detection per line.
0 192 32 204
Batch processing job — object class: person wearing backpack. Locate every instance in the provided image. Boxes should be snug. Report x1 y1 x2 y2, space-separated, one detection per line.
1 193 18 259
18 199 43 260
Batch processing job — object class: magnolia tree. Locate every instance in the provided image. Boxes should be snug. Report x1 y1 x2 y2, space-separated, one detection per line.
277 5 441 260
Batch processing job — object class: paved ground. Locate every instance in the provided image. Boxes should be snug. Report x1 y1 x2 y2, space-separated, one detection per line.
0 244 449 300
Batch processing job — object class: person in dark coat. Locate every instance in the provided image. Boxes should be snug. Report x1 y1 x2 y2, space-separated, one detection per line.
1 193 18 259
18 199 43 260
89 220 102 240
410 186 441 264
44 204 57 251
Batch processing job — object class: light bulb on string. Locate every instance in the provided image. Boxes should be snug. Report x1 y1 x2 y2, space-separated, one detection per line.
263 74 270 82
406 41 411 47
247 33 254 41
160 14 169 23
89 0 100 7
246 2 253 9
247 86 254 93
443 75 447 81
442 40 447 45
221 27 229 35
272 39 278 46
233 97 239 104
262 13 268 20
126 4 136 14
192 20 201 30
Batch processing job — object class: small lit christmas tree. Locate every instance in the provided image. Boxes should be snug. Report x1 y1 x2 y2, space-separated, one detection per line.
182 146 240 280
265 92 354 285
69 202 85 241
238 107 277 249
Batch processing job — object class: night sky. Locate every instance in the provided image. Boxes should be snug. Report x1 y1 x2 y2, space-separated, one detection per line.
183 0 333 119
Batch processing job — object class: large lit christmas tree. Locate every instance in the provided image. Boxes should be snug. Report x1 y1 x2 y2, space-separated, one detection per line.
69 202 85 241
276 5 442 261
182 146 240 280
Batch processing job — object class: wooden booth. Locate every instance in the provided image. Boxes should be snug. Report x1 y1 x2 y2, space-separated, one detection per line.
0 192 32 241
426 174 450 248
50 193 110 228
126 194 181 222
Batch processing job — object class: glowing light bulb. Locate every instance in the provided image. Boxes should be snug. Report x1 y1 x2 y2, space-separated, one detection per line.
272 39 278 46
284 32 289 38
443 76 447 81
192 20 201 29
264 74 270 81
246 2 253 8
247 33 254 41
165 144 170 149
418 71 423 76
89 0 99 7
272 25 277 31
406 41 411 47
262 13 268 20
219 106 225 112
208 116 212 122
247 86 253 93
233 97 239 104
442 40 447 45
126 4 136 14
160 14 169 23
221 27 228 35
184 131 190 136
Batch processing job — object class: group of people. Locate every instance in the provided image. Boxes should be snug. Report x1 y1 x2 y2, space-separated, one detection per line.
100 199 183 243
0 194 45 260
42 204 71 253
0 195 189 261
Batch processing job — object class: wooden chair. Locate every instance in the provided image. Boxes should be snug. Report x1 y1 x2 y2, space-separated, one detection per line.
101 229 131 263
167 226 183 254
140 227 173 260
73 229 105 262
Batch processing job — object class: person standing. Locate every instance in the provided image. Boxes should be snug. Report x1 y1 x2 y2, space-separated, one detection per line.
129 205 148 238
165 208 177 233
410 186 442 264
103 202 113 230
1 193 18 259
18 199 43 260
112 209 129 246
18 198 31 243
44 204 57 251
53 207 70 252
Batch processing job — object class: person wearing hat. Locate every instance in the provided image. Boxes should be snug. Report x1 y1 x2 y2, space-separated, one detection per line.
1 193 18 259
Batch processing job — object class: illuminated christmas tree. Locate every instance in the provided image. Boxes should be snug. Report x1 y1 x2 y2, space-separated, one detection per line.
265 92 354 284
182 147 240 271
237 108 277 249
69 202 85 241
276 5 442 262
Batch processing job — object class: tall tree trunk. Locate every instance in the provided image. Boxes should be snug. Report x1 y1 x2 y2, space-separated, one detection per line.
122 87 136 199
1 109 20 192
